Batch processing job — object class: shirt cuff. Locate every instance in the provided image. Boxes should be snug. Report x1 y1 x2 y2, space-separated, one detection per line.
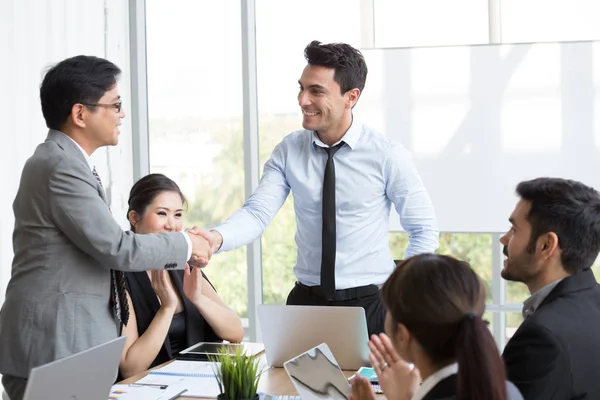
212 225 230 253
180 231 192 260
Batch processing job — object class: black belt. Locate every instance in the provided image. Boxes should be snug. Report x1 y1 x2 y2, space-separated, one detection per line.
295 281 380 302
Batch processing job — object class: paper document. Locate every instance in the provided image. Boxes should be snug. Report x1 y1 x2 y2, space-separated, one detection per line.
136 361 222 398
149 360 218 378
108 384 187 400
167 378 221 398
136 374 187 386
136 373 221 398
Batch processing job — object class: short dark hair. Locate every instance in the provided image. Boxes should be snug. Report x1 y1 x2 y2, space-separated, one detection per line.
516 177 600 273
127 174 187 231
381 254 507 400
303 40 367 94
40 55 121 130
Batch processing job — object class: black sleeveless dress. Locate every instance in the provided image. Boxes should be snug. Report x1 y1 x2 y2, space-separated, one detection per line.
124 269 221 369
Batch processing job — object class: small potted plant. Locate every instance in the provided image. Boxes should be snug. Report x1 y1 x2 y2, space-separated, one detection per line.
211 346 262 400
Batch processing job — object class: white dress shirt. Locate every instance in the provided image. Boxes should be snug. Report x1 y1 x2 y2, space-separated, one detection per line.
62 131 94 170
412 363 459 400
60 131 192 258
215 119 439 289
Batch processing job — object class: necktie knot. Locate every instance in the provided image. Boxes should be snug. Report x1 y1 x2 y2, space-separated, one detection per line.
92 166 103 188
323 142 345 157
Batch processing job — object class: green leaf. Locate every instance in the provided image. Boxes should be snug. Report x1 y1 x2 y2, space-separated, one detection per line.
211 345 262 400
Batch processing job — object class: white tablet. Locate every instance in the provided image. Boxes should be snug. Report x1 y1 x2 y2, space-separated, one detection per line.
178 341 264 361
283 343 351 400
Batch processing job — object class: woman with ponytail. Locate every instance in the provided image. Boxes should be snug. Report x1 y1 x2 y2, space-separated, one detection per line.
350 253 523 400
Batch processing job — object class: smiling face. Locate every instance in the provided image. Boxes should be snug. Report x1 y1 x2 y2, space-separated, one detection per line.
128 191 184 234
70 84 126 154
297 64 358 139
84 85 125 148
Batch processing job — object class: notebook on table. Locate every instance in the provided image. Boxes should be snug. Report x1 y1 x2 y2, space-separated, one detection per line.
135 360 220 398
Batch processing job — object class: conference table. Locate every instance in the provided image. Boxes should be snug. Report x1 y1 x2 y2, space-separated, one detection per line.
120 356 385 399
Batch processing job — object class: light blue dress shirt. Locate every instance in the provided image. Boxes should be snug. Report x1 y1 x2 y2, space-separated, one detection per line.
215 119 439 289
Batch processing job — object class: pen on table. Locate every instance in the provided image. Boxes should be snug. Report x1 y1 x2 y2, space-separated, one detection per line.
129 382 169 389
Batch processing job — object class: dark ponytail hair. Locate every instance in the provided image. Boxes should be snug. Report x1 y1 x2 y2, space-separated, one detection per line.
381 253 506 400
127 173 187 232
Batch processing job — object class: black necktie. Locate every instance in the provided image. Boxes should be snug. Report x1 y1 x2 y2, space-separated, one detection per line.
93 167 130 327
321 142 344 300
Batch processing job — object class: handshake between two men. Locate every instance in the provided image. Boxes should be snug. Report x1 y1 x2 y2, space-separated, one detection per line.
184 227 225 268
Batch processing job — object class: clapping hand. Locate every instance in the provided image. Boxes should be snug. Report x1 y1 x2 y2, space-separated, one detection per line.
183 264 203 305
150 270 178 312
349 374 376 400
368 333 421 400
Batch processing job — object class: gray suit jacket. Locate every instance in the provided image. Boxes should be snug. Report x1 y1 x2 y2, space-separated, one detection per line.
0 129 189 378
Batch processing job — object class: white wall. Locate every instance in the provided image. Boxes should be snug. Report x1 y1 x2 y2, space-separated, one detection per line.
359 42 600 232
0 0 134 306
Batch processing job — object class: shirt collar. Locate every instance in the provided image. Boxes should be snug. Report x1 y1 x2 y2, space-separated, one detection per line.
522 279 563 319
311 117 362 150
59 131 94 171
412 363 458 400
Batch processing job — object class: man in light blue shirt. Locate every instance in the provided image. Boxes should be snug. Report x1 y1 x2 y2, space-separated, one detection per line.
201 41 438 335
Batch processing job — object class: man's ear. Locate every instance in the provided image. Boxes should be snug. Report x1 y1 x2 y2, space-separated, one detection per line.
345 88 361 109
70 103 87 128
540 232 559 259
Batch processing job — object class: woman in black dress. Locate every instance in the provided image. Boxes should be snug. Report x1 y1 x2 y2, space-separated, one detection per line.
118 174 243 379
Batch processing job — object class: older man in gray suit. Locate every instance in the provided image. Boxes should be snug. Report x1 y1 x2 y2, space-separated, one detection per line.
0 56 213 400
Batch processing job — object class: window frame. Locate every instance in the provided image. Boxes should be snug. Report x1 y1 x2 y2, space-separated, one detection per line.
133 0 526 345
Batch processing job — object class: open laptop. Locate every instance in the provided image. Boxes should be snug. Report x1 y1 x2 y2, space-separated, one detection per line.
22 336 126 400
283 343 351 400
258 305 369 370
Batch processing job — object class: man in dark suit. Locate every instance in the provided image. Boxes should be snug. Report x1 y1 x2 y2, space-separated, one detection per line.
0 55 212 400
500 177 600 399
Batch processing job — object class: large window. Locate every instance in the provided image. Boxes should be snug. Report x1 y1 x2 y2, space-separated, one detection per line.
146 1 249 317
141 0 600 344
374 0 489 48
254 1 504 342
501 0 600 43
255 0 362 306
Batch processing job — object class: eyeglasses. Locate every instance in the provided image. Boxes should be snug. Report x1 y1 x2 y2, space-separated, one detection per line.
81 101 123 114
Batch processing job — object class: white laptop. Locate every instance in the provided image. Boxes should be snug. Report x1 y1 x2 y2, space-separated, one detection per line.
283 343 351 400
22 336 126 400
258 305 369 370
